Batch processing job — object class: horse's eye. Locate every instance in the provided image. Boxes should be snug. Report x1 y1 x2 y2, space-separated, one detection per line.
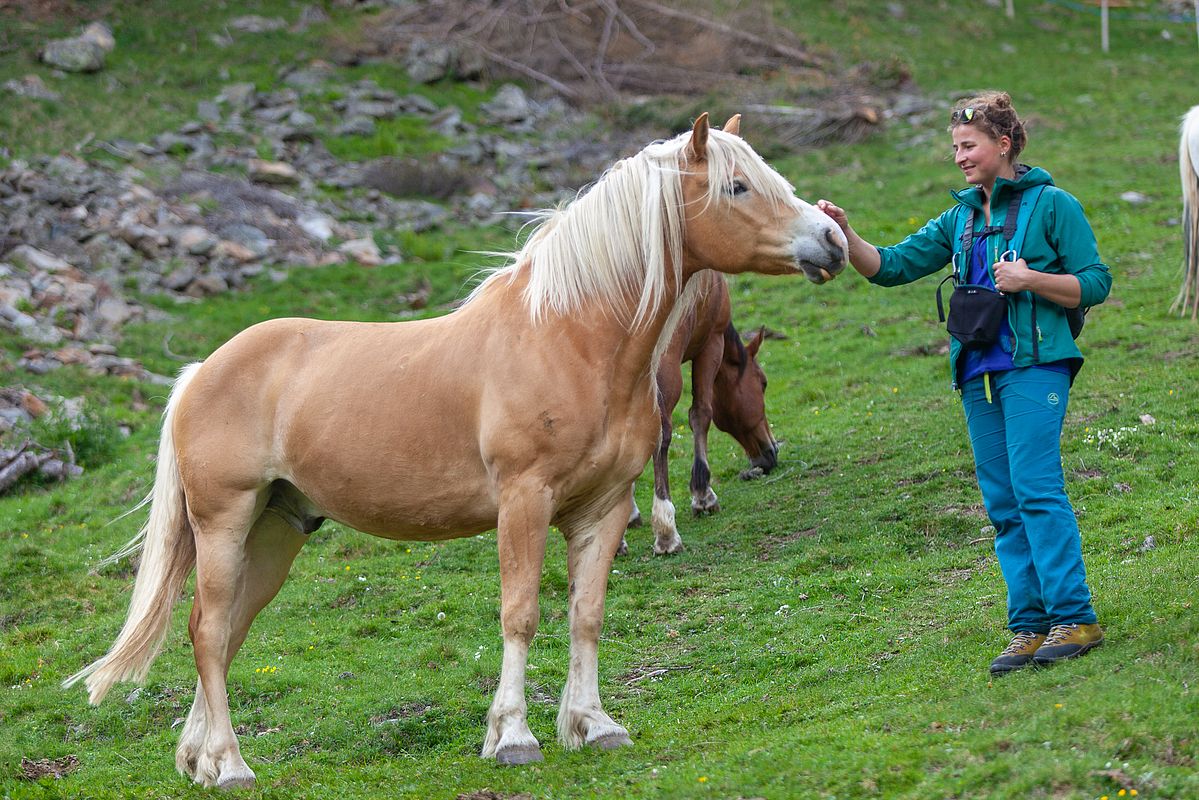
730 180 748 196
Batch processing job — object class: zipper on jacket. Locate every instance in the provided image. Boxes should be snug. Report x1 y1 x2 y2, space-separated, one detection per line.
1031 295 1040 362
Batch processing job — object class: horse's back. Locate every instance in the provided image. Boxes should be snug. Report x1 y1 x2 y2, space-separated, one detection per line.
173 315 500 538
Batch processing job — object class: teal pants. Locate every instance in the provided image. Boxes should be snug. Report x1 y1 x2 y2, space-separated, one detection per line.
961 368 1097 633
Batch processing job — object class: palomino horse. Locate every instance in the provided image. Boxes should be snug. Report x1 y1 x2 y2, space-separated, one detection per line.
622 271 777 555
1174 105 1199 319
64 114 847 789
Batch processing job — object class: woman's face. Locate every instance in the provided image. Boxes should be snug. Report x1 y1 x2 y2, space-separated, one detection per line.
952 125 1012 189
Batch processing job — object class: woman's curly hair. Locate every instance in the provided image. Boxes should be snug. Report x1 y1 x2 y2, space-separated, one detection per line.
949 91 1027 163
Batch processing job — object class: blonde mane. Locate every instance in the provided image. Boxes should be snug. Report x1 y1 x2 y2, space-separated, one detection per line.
468 127 800 328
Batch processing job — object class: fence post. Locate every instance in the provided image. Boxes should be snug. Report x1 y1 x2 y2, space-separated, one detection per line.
1101 0 1110 53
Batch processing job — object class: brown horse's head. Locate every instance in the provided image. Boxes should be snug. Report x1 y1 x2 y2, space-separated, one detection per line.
712 324 778 475
679 113 849 285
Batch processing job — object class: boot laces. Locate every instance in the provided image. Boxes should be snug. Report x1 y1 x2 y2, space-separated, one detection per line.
1002 631 1041 655
1043 623 1079 646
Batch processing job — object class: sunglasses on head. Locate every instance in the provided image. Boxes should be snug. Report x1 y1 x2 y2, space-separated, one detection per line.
951 107 978 124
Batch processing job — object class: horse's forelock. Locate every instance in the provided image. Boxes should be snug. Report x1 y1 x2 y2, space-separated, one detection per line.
701 129 799 212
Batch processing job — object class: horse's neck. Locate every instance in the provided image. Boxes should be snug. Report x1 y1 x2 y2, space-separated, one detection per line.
481 261 691 403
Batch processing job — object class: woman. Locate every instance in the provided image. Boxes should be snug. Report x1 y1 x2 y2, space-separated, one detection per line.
817 91 1112 675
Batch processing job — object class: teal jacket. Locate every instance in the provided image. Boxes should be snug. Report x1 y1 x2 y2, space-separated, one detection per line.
869 166 1112 388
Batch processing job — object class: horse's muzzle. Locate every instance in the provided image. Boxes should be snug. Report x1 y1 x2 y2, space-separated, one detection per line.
749 439 779 473
795 227 849 284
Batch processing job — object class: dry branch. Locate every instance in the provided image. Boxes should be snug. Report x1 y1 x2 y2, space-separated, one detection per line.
371 0 828 104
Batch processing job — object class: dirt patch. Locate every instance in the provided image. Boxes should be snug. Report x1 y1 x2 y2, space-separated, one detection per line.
757 527 819 560
19 755 79 780
370 702 433 725
0 0 102 23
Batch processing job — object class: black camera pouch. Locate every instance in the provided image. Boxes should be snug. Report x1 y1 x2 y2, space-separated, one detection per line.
937 276 1007 349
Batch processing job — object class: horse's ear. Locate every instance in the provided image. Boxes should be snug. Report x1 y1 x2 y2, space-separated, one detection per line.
722 114 741 136
745 325 765 358
687 112 710 162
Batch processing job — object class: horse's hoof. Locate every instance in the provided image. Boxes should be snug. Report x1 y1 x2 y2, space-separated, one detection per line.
691 502 720 517
627 513 643 529
616 538 629 556
739 466 766 480
496 744 544 765
216 768 256 791
652 538 683 556
586 731 633 750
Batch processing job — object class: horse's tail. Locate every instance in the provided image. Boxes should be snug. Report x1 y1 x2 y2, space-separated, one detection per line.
63 363 203 704
1174 106 1199 319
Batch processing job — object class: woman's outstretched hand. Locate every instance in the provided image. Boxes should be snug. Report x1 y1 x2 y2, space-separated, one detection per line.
816 199 849 234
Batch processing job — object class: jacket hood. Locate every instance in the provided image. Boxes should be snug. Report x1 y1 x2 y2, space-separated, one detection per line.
951 165 1055 210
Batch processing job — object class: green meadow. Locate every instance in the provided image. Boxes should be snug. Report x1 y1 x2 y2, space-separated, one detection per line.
2 2 1197 798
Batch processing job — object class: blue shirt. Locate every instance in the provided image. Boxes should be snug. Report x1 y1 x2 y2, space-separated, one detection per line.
958 230 1070 386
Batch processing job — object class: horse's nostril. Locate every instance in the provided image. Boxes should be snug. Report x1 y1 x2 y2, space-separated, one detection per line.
824 227 847 261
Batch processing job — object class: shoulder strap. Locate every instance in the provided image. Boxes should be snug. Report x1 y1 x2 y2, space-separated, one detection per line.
1004 184 1046 254
959 206 976 269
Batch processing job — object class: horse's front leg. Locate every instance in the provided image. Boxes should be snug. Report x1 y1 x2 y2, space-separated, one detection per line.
482 484 552 765
557 500 634 751
650 411 682 555
651 364 684 555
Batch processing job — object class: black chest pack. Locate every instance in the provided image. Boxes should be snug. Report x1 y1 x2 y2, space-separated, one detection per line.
935 186 1086 354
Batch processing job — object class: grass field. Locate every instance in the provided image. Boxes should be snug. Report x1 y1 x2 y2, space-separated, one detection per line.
2 2 1198 799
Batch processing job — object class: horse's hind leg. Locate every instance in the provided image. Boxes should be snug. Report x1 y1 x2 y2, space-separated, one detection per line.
558 500 633 751
182 498 305 788
482 485 551 765
617 482 639 557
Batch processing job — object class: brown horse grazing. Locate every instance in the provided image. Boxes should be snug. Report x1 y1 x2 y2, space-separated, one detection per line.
63 114 847 789
621 271 777 556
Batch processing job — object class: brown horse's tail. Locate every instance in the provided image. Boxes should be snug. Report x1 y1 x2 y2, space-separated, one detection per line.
63 363 202 704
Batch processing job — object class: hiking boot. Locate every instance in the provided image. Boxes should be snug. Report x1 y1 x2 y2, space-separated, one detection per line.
990 630 1047 675
1033 623 1104 665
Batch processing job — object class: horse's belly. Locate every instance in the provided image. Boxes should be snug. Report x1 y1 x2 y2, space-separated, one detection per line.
284 426 499 540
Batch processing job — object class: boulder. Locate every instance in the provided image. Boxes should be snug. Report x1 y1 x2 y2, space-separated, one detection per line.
40 37 106 72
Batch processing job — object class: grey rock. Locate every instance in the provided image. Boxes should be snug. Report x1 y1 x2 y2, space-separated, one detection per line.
40 37 106 72
405 38 454 84
481 85 533 124
4 74 62 102
161 264 198 291
283 65 335 91
94 296 136 330
197 100 222 123
335 116 376 137
80 21 116 53
399 93 439 115
343 99 399 119
297 213 334 242
6 245 73 273
295 5 331 30
219 224 272 257
217 83 257 109
229 15 288 33
338 237 381 265
248 160 300 185
186 274 230 297
177 226 219 255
